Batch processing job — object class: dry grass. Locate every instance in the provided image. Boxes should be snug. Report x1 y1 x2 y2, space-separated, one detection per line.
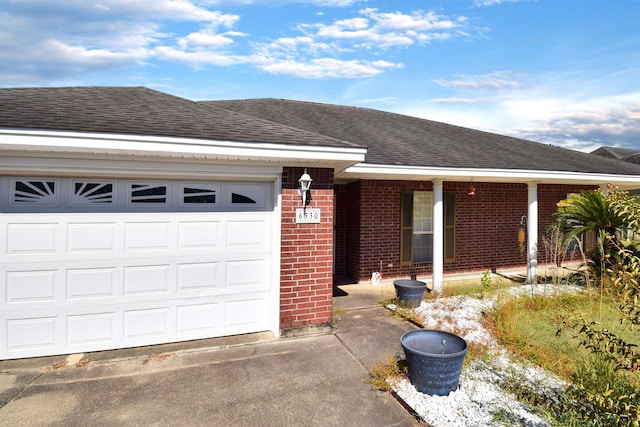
368 354 405 391
494 289 639 381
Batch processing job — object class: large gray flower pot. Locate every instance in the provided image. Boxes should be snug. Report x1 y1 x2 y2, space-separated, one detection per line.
393 279 427 308
400 329 468 396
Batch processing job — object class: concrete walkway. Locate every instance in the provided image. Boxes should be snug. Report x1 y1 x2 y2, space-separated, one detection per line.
0 282 421 426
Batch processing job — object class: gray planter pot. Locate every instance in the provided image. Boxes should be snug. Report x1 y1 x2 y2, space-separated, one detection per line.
393 279 427 308
400 329 468 396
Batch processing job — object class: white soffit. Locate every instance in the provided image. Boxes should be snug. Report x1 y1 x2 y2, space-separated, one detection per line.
0 129 366 165
341 164 640 189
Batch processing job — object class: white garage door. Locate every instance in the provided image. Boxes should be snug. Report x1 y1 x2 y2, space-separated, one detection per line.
0 177 276 360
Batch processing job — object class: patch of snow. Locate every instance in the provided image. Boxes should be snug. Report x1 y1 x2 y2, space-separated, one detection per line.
392 284 578 426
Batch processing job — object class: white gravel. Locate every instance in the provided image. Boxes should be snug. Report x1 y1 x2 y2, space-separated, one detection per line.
389 284 578 427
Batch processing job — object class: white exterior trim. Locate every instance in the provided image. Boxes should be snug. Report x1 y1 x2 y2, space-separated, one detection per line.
0 129 366 166
432 180 444 293
342 164 640 189
0 155 285 181
527 183 539 284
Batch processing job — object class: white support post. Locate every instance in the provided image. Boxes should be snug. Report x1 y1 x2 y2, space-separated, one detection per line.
527 183 538 284
432 180 444 293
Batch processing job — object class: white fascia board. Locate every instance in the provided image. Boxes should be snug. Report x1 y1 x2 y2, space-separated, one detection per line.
0 129 366 163
343 164 640 188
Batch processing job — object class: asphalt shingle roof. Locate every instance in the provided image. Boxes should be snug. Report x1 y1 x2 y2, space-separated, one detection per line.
1 87 638 176
0 87 357 149
591 146 640 163
206 98 640 176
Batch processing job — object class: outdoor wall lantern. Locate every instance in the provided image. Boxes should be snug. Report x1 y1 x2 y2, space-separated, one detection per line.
298 169 313 208
467 183 476 196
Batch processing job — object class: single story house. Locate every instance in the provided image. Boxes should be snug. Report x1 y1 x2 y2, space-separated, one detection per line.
2 87 640 360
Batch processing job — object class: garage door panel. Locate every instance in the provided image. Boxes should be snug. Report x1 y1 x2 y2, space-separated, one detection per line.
6 316 58 350
6 270 57 303
176 302 221 335
227 219 270 249
67 312 116 345
225 297 270 334
3 254 270 306
67 268 116 299
3 216 271 261
177 221 222 249
124 307 170 340
67 222 117 253
1 178 276 360
177 262 220 292
1 292 270 358
226 258 269 291
123 264 171 295
124 222 172 251
7 223 58 255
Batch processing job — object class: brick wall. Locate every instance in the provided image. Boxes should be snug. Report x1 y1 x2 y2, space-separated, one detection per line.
446 181 529 273
335 180 597 282
280 167 334 331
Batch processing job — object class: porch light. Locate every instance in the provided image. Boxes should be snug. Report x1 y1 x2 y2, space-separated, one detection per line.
467 183 475 196
517 215 526 256
298 169 313 208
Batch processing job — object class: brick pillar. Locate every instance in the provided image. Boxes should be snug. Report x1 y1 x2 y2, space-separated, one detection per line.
279 167 334 331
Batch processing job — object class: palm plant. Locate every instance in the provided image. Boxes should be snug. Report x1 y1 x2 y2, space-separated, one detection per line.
554 189 627 274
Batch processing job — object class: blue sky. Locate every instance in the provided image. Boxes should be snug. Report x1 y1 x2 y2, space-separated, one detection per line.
1 0 638 152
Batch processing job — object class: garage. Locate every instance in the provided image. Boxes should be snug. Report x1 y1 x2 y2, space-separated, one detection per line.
0 176 278 360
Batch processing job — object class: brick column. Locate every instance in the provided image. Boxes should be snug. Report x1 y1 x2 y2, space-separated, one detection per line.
279 168 334 331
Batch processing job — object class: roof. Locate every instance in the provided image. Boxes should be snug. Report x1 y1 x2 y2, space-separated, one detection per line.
206 98 640 177
592 146 640 164
1 87 639 186
0 87 357 149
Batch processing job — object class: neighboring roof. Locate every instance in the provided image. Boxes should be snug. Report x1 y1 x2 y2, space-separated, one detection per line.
0 87 358 149
591 146 640 164
206 98 640 177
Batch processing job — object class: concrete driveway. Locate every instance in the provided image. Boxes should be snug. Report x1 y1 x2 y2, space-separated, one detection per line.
1 283 421 426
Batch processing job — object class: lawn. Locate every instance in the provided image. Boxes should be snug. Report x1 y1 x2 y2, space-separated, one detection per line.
376 277 640 426
476 279 639 426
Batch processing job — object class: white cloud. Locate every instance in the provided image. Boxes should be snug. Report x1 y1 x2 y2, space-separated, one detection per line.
473 0 532 6
434 71 523 90
429 97 501 105
0 1 471 82
404 87 640 152
259 58 401 78
154 46 246 67
360 8 459 32
513 94 640 149
177 32 236 49
216 0 362 5
299 8 468 49
0 1 243 83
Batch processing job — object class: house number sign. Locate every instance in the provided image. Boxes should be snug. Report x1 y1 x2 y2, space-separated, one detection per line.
296 208 321 224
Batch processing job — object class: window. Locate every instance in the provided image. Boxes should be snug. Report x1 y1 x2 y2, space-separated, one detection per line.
12 179 58 205
401 191 456 265
228 183 265 207
71 181 114 205
129 182 168 205
182 183 217 205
